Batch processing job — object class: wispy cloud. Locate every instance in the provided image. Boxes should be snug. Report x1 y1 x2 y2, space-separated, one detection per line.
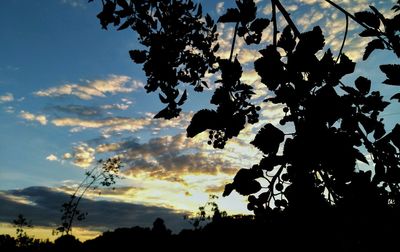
216 2 224 14
35 75 143 100
46 154 59 162
19 111 48 125
0 93 14 103
51 116 152 134
60 0 86 9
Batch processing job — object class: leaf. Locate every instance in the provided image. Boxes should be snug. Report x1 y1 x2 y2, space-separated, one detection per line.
237 0 257 23
297 26 325 55
187 109 218 137
218 8 240 23
335 53 355 77
196 3 202 17
380 64 400 85
374 122 386 140
391 93 400 101
355 11 380 29
129 50 147 64
359 29 381 37
177 90 187 106
391 124 400 149
359 114 375 134
249 18 270 33
251 123 284 154
158 93 169 104
369 5 385 23
278 26 296 53
354 149 369 164
233 169 262 196
363 39 385 60
222 183 234 197
116 0 129 9
355 76 371 94
117 18 132 30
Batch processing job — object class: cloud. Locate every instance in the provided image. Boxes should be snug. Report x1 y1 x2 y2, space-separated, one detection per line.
48 104 103 117
46 154 58 162
101 103 129 111
61 0 86 8
0 186 190 233
51 116 152 134
35 75 143 100
95 133 237 185
72 143 96 168
19 111 48 125
0 93 14 103
216 2 224 14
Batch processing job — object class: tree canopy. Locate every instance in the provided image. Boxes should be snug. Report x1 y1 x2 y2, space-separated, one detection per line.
91 0 400 217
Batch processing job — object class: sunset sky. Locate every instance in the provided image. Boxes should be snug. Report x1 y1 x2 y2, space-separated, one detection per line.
1 0 399 241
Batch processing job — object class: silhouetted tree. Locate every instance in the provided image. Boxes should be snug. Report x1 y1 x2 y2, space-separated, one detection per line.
12 214 34 248
91 1 400 246
57 157 122 236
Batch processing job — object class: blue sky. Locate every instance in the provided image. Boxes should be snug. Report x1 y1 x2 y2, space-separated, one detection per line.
0 0 399 241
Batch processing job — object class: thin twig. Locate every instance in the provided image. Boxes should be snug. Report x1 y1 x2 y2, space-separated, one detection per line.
324 0 392 50
336 14 349 63
229 22 239 62
273 0 301 38
272 0 277 46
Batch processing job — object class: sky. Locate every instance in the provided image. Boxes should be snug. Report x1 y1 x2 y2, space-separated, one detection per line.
0 0 399 241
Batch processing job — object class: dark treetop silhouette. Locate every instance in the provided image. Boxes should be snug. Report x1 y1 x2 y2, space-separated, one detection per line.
89 0 400 248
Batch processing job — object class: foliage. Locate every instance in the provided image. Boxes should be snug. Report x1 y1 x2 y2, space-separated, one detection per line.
56 157 122 236
184 194 227 229
12 214 34 248
91 0 400 222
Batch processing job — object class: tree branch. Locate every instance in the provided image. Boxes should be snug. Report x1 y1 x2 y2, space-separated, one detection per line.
324 0 392 50
336 14 348 63
273 0 300 38
229 22 239 62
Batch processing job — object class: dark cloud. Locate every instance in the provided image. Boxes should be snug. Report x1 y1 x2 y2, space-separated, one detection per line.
47 104 103 118
0 186 191 233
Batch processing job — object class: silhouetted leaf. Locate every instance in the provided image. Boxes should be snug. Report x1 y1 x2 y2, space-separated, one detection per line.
391 124 400 149
196 4 202 17
369 5 385 22
363 39 385 60
354 149 369 164
380 64 400 85
158 93 169 104
374 122 386 140
129 50 147 63
233 169 262 195
359 28 381 37
116 0 129 9
177 90 187 106
355 11 380 29
355 76 371 94
249 18 270 33
218 8 240 23
117 18 132 30
278 26 296 53
237 0 257 23
222 183 234 197
297 26 325 55
391 93 400 101
336 53 356 77
251 123 284 154
187 109 218 137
